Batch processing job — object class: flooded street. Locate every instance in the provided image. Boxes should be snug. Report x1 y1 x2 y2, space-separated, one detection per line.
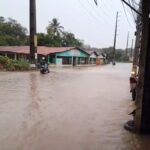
0 63 150 150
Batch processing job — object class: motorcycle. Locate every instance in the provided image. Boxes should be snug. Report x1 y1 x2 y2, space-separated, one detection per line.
40 64 50 74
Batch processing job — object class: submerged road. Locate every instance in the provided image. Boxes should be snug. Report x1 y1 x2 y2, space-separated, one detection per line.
0 63 149 150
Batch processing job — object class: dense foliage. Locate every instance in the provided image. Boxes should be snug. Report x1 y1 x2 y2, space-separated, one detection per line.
38 18 83 47
0 16 83 47
0 56 30 71
102 47 129 62
0 17 27 46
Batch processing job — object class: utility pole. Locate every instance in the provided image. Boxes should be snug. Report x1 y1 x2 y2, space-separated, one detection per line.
132 5 142 77
112 11 119 65
30 0 37 66
125 32 129 57
130 39 134 58
134 0 150 133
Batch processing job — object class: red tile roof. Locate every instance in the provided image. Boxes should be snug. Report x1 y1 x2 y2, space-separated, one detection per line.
38 47 75 55
0 46 76 56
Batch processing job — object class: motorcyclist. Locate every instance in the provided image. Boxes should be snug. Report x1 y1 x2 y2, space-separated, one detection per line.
40 57 50 73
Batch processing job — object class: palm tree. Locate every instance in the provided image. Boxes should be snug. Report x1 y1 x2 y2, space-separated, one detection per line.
47 18 64 37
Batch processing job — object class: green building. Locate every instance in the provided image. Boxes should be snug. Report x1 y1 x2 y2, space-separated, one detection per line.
48 47 89 66
0 46 90 66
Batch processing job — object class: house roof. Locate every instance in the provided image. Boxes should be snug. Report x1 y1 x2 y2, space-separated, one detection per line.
83 48 102 56
0 46 83 56
86 51 99 56
38 47 76 55
0 46 29 54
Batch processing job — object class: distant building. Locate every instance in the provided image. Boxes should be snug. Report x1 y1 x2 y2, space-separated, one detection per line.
87 51 105 65
88 51 98 64
0 46 90 66
0 46 106 66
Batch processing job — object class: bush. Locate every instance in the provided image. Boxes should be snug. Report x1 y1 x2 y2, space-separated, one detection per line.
12 60 30 71
0 56 30 71
0 56 10 66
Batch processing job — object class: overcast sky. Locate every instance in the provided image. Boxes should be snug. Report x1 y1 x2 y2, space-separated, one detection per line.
1 0 138 49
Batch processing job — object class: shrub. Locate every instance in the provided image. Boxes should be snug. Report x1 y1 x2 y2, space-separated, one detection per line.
12 60 30 71
0 56 10 66
0 56 30 71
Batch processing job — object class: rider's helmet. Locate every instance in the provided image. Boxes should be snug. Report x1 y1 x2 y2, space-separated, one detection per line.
42 57 45 60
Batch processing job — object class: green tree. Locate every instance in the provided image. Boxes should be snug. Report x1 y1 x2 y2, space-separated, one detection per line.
0 16 27 46
47 18 64 37
37 18 83 47
37 33 50 46
46 18 64 46
0 16 5 23
102 47 129 62
102 47 113 61
62 32 83 47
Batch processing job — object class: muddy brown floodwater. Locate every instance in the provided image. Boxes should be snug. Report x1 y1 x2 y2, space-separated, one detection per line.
0 63 150 150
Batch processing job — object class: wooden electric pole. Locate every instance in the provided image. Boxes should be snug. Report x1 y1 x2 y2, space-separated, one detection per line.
126 32 129 57
130 39 134 58
30 0 37 65
112 11 119 65
134 0 150 133
132 6 142 77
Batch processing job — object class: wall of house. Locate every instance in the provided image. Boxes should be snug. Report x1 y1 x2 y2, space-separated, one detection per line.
56 58 63 65
89 53 97 64
90 53 97 58
56 49 89 58
51 49 89 66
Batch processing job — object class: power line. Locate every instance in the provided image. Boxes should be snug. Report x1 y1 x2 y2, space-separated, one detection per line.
77 0 98 26
101 0 116 13
78 0 105 25
86 0 113 24
128 0 136 23
121 0 142 16
121 1 134 28
131 0 139 7
130 0 136 9
97 0 115 22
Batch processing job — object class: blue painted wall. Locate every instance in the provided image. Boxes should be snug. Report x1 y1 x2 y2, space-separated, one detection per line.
56 49 89 58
